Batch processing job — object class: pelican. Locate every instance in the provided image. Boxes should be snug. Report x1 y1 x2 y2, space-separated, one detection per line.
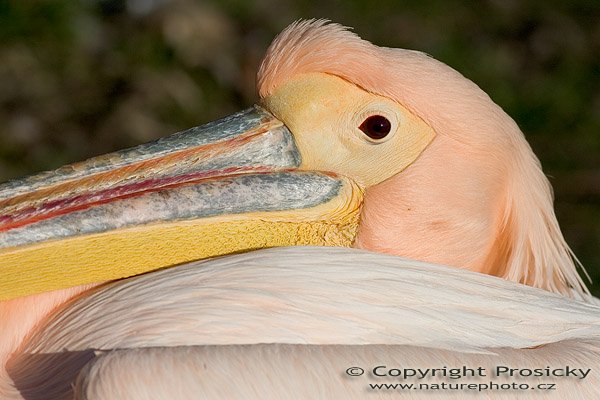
0 20 598 399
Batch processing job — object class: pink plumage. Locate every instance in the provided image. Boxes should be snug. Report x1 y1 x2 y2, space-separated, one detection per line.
260 19 588 296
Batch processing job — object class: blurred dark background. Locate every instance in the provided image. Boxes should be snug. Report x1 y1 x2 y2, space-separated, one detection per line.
0 0 598 294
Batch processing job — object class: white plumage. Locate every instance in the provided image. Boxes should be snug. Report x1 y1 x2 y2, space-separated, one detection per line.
5 247 600 399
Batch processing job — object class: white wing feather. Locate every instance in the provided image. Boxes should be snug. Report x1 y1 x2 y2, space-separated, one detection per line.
6 247 600 399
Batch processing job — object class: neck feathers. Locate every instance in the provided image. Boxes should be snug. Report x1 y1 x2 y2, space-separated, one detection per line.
356 128 589 298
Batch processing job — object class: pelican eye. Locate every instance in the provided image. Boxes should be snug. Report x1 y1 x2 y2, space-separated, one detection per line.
359 115 391 141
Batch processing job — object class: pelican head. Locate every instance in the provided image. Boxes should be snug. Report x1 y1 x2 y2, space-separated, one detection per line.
0 20 588 301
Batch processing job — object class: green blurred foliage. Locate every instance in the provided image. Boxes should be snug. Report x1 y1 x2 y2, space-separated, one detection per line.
0 0 598 294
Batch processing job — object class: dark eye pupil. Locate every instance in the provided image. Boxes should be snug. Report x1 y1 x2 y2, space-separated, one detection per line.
359 115 391 140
